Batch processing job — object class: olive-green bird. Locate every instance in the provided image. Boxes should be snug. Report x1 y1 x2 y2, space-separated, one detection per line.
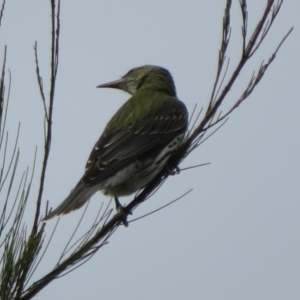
44 65 188 221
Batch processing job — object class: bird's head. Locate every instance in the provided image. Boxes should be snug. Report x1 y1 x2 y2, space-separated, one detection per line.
97 65 176 96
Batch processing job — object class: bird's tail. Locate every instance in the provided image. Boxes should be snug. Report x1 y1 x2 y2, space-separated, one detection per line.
43 181 99 221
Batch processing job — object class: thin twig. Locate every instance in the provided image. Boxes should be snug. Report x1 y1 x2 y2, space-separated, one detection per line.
129 189 193 223
0 0 5 26
34 42 48 122
32 0 60 235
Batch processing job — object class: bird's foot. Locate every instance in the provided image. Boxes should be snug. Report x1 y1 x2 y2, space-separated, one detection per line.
166 165 180 176
114 197 132 227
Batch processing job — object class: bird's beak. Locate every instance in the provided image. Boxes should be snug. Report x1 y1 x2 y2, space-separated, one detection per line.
97 78 124 90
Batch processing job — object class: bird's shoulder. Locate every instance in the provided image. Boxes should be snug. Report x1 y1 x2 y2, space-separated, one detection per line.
105 89 188 131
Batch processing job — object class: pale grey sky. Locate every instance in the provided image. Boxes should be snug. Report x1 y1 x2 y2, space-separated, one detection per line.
1 1 299 299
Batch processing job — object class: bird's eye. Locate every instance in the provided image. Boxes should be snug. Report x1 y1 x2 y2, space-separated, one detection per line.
136 74 149 90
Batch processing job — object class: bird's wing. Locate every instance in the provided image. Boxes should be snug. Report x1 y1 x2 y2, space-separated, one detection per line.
82 106 188 186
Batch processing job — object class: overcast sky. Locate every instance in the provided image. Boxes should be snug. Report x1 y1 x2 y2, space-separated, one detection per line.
1 1 299 299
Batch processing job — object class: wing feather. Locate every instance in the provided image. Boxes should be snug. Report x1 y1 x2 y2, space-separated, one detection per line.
82 102 187 187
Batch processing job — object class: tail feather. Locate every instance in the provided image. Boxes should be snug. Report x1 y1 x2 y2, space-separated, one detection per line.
43 182 99 221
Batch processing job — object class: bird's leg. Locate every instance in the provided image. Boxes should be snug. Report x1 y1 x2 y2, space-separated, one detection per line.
114 197 129 227
166 165 181 176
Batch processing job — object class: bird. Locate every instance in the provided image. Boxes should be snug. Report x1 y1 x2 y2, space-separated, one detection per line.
43 65 188 224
